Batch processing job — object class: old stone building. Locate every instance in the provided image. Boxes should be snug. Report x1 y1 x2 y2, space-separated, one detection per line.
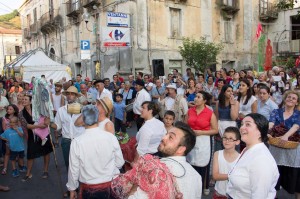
19 0 269 79
0 28 22 71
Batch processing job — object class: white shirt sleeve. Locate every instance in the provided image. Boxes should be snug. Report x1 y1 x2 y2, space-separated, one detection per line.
54 108 63 130
66 140 80 191
136 127 152 156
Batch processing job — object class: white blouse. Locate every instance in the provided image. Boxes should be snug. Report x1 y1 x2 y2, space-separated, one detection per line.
239 95 257 116
227 143 279 199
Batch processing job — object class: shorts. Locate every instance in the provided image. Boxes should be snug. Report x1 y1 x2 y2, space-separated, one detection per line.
10 150 25 160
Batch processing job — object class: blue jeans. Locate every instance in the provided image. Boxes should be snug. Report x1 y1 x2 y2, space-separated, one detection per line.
61 138 71 169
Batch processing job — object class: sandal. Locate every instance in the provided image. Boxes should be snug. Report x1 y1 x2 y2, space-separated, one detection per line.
63 191 70 198
1 168 7 175
0 185 10 192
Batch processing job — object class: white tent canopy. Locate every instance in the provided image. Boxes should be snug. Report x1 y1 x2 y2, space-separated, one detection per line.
8 49 71 83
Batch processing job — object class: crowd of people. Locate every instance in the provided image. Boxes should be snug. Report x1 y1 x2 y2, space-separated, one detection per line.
0 65 299 199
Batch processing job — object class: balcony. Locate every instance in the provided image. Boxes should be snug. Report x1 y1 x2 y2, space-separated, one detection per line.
259 1 278 22
30 21 39 35
23 28 31 39
66 0 82 17
220 0 239 15
82 0 100 8
40 9 62 33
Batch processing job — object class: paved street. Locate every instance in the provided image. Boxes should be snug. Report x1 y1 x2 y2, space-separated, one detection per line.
0 123 295 199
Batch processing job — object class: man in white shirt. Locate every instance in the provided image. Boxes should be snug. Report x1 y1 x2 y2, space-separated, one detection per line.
133 79 151 130
50 86 85 169
159 84 188 122
67 105 124 199
50 82 65 147
94 79 113 102
127 121 202 199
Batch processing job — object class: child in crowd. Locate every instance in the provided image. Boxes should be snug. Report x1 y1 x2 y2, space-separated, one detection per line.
9 86 19 105
163 110 175 131
113 94 126 133
212 127 240 199
0 116 26 178
1 104 19 175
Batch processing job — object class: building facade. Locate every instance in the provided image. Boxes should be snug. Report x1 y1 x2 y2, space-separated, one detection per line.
19 0 265 79
0 27 22 72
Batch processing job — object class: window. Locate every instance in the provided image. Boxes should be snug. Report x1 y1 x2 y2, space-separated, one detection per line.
224 20 234 43
33 8 37 23
170 8 181 38
26 14 31 28
291 16 300 40
15 46 20 55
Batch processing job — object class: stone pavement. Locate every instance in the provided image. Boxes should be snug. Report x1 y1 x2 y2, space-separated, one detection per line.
0 123 295 199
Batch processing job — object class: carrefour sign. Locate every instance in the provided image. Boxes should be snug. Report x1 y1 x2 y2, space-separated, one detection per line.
107 12 129 27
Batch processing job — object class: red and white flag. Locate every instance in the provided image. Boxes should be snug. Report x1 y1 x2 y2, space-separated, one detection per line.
256 23 263 40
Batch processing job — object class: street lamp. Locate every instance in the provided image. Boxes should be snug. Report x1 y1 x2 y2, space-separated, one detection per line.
82 12 92 32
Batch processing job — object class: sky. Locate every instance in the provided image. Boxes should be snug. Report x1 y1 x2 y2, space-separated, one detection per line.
0 0 24 15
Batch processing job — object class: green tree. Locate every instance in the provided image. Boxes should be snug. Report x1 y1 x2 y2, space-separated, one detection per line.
179 37 223 73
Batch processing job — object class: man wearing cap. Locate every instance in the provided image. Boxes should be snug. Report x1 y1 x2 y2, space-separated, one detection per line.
94 79 113 102
158 84 188 122
67 105 124 199
50 86 85 170
133 79 151 130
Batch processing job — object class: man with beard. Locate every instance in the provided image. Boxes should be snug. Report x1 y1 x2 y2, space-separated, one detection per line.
50 86 85 198
51 82 65 147
126 122 202 199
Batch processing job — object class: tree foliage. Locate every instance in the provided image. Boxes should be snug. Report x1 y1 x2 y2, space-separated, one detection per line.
0 10 19 22
179 37 223 73
0 10 21 29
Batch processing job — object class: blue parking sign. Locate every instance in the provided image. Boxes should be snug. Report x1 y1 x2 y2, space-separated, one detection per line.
81 40 90 50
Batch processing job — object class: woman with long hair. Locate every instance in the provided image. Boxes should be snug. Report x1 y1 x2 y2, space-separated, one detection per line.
252 83 259 98
215 85 239 150
237 79 257 123
19 95 53 181
269 91 300 198
239 70 247 80
212 79 226 106
1 104 19 175
237 79 257 151
186 91 218 196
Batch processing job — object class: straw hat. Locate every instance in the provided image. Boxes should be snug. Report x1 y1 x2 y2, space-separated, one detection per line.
54 82 63 87
97 97 113 117
62 86 81 97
